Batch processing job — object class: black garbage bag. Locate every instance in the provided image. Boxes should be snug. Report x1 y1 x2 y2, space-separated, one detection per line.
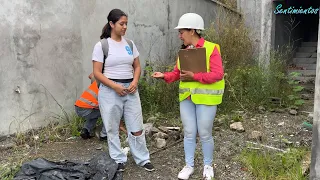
13 153 122 180
88 153 122 180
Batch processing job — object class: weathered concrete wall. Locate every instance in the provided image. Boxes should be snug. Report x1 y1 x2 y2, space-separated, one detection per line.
237 0 262 56
1 0 240 136
238 0 283 64
0 0 83 135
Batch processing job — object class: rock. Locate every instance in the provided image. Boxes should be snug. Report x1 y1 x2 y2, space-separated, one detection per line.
151 127 160 134
248 131 262 141
289 109 298 115
230 122 245 132
307 113 313 123
25 144 30 149
301 94 311 100
278 122 285 126
155 138 166 149
251 118 256 121
215 118 224 126
168 130 181 140
158 126 169 133
0 143 15 150
284 140 293 146
143 123 153 136
152 132 168 139
258 106 266 113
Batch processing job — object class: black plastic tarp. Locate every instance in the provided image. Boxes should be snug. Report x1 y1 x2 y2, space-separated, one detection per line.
14 153 122 180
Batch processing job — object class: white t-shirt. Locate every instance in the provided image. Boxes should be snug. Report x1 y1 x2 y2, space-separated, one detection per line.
92 37 139 79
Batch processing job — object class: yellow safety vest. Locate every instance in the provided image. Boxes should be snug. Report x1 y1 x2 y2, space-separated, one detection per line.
177 41 225 105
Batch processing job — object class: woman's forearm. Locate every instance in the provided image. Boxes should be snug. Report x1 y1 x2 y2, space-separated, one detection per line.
133 66 141 83
93 61 116 88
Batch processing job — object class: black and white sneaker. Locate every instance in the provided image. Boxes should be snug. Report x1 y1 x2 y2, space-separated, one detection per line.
80 128 92 139
117 163 125 172
99 136 108 141
143 162 155 172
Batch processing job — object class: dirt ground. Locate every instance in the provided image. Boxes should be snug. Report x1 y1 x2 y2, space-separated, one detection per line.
0 99 314 180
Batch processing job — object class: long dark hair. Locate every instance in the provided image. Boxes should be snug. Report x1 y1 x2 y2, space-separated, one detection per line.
100 9 127 39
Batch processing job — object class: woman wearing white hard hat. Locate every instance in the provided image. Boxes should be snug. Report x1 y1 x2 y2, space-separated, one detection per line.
152 13 224 180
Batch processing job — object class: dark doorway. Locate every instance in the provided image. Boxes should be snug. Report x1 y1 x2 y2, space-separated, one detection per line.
273 0 320 50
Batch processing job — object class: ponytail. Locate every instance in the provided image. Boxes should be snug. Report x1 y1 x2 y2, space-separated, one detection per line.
100 9 127 40
100 23 111 39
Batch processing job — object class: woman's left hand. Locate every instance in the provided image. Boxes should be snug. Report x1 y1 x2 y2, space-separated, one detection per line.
127 81 138 94
180 70 194 81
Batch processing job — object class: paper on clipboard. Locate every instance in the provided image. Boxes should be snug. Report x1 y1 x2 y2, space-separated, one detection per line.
178 47 207 73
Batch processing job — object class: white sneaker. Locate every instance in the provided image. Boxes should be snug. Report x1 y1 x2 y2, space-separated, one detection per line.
178 165 194 180
203 165 214 180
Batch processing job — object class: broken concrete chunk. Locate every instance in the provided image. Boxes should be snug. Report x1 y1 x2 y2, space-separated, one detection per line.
143 123 153 136
153 132 168 139
155 138 166 149
289 109 298 115
0 143 15 150
248 131 262 141
230 122 245 132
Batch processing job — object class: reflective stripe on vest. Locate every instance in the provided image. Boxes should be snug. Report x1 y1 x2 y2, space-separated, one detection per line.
78 97 98 107
75 81 99 109
179 88 224 95
86 88 98 99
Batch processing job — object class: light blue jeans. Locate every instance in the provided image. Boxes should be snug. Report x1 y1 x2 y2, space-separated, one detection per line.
180 99 217 167
98 82 150 166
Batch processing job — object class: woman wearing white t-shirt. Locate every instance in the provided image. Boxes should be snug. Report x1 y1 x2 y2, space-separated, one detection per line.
92 9 154 172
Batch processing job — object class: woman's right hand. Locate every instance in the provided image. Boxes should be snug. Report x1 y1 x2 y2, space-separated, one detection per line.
151 72 164 79
112 83 128 96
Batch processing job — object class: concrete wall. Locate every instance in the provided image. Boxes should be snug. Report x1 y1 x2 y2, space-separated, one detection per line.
237 0 262 56
0 0 83 135
0 0 241 136
237 0 274 63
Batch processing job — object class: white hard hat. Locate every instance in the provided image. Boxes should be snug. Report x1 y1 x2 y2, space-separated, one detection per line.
174 13 204 30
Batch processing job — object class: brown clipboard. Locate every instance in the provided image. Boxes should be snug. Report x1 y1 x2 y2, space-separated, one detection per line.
178 47 207 73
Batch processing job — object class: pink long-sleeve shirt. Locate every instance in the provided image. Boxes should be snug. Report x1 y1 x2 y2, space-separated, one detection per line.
163 38 224 84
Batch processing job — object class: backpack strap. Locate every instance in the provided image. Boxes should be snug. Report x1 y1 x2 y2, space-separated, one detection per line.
125 38 133 53
100 38 109 74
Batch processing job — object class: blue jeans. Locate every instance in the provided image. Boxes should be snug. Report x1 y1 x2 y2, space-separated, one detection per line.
180 99 217 167
98 82 150 166
75 106 107 137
